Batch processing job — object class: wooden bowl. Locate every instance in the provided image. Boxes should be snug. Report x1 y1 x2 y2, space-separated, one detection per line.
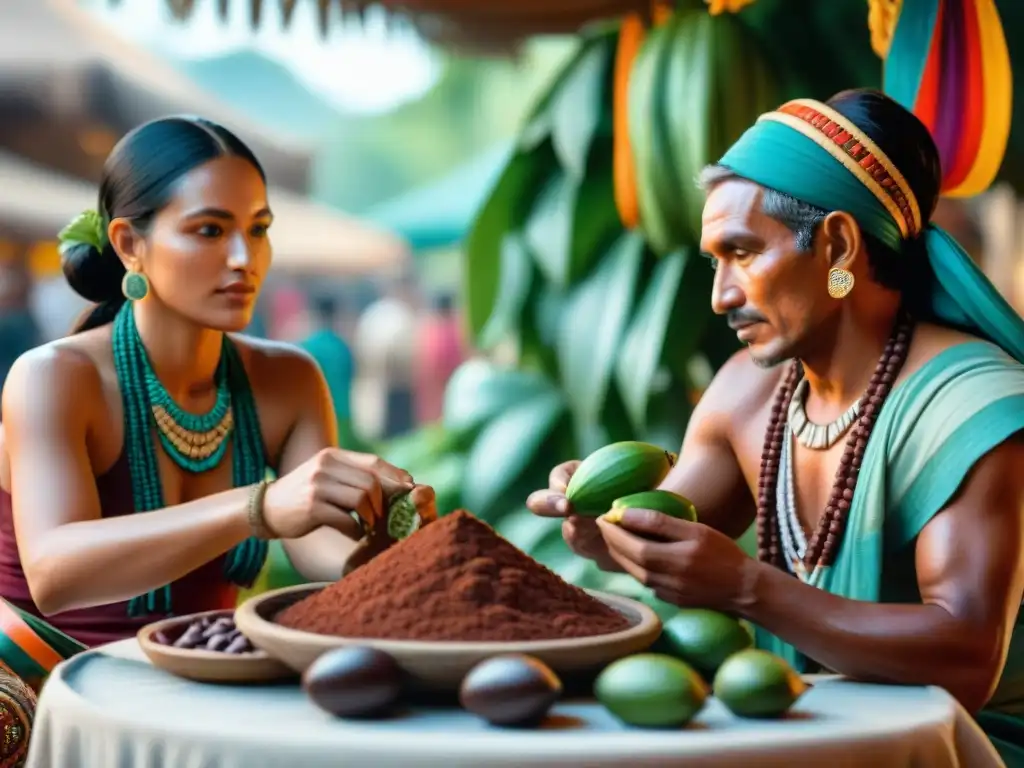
138 609 295 684
234 583 662 691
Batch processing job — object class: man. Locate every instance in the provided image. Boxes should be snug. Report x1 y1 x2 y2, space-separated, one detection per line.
528 89 1024 762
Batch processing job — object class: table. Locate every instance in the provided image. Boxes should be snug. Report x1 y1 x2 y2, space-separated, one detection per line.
26 639 1004 768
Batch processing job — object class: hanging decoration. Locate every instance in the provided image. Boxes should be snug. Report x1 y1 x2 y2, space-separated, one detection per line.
883 0 1012 198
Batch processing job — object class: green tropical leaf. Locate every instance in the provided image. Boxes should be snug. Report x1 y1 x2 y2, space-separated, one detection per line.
443 360 556 436
518 47 587 153
524 162 621 289
557 231 645 434
598 384 641 447
478 233 535 350
614 249 688 431
495 507 560 553
551 33 615 180
464 142 555 341
461 391 567 517
411 453 467 516
699 311 743 371
569 149 622 280
642 385 694 453
660 249 716 382
381 422 462 470
523 171 573 286
518 279 566 380
527 526 582 578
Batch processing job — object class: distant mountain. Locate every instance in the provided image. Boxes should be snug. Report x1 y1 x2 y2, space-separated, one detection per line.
175 50 342 141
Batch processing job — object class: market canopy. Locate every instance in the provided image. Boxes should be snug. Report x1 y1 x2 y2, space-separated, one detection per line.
0 152 410 278
367 143 512 252
0 0 311 192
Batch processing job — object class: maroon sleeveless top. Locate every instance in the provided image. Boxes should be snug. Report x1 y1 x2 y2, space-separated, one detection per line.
0 453 237 648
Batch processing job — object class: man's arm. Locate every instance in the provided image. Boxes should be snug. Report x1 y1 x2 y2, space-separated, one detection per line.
736 435 1024 713
657 352 762 539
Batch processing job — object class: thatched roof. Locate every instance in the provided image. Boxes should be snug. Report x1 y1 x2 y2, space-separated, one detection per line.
144 0 650 49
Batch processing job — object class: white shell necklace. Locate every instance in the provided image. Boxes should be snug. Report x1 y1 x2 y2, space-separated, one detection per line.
787 377 861 451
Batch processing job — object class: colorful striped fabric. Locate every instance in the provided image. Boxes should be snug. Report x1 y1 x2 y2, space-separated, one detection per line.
883 0 1012 198
0 600 84 692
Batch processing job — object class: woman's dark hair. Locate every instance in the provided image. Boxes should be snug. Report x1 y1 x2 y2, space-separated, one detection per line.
63 116 266 333
701 88 944 314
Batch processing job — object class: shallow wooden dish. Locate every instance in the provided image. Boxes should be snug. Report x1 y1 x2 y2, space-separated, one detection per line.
138 609 295 684
235 583 662 691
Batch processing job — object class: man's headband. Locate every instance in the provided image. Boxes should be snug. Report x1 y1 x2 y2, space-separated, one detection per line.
758 99 923 240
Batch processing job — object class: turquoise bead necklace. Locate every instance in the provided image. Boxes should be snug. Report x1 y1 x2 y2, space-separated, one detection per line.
112 302 268 616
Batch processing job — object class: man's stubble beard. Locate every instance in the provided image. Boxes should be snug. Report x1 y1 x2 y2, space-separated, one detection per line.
746 342 795 370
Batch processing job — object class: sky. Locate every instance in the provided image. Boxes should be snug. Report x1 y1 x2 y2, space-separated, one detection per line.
81 0 442 115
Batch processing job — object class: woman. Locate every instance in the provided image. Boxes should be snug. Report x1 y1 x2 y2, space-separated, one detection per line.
0 117 433 705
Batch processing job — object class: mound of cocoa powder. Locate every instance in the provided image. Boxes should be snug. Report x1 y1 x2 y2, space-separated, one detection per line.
275 510 631 641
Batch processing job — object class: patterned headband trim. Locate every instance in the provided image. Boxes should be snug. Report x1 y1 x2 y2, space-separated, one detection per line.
758 99 923 239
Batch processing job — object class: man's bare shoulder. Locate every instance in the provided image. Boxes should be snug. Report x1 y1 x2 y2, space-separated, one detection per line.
902 322 991 376
700 348 784 417
896 321 1024 395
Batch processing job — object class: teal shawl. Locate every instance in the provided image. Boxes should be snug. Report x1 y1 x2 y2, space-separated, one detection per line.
718 111 1024 764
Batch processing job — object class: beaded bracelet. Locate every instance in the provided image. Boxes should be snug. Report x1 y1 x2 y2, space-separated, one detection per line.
247 479 277 540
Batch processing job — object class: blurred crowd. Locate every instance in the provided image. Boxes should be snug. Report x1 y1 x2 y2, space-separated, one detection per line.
0 261 467 446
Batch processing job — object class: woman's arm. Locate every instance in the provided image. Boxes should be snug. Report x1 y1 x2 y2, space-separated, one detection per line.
3 348 255 615
274 350 359 582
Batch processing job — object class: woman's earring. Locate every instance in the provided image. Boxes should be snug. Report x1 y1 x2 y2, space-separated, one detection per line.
827 267 855 299
121 269 149 302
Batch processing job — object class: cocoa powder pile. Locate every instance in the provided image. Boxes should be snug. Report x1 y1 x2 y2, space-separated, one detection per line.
275 510 631 641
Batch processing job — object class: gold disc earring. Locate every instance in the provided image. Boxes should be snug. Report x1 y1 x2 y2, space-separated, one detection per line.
827 268 855 299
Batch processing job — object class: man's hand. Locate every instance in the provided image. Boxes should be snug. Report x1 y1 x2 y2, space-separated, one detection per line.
597 508 759 611
526 460 623 573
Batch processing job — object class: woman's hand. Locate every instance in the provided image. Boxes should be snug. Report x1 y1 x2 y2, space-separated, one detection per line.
406 484 438 528
597 508 759 611
262 447 414 540
526 460 622 572
341 483 438 576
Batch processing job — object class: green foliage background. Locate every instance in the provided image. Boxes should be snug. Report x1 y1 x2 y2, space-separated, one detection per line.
375 0 884 617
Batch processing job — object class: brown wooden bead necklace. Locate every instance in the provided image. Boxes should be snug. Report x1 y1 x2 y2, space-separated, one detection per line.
756 310 915 575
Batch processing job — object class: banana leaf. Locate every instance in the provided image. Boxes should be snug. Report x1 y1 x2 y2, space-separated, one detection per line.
556 230 646 440
461 390 567 517
550 30 617 180
381 421 464 469
614 248 689 432
524 171 574 285
443 360 557 436
524 155 620 289
464 141 557 341
661 247 716 383
736 0 879 103
410 452 467 516
495 506 561 552
519 280 567 379
478 233 536 349
643 384 694 453
699 311 743 372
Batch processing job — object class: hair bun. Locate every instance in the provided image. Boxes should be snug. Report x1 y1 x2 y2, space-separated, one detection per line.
61 241 126 304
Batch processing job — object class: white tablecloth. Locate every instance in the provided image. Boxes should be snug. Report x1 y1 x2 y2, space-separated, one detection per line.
26 639 1004 768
